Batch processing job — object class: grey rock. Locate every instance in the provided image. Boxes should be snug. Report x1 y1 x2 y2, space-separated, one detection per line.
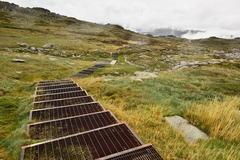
30 46 37 51
130 71 157 81
49 57 57 61
43 43 54 49
172 59 225 70
12 59 25 63
224 52 240 59
17 42 29 48
110 60 117 65
165 116 209 144
5 48 11 52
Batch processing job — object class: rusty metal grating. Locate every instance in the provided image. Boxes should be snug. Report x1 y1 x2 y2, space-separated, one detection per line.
36 86 82 95
33 96 94 109
100 144 163 160
21 123 143 160
37 83 78 91
37 81 74 87
21 79 163 159
38 80 71 84
73 63 107 77
29 111 118 140
31 102 104 122
34 90 87 101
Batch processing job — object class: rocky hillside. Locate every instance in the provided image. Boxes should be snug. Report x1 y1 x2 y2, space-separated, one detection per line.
2 1 240 68
0 1 240 160
0 1 154 58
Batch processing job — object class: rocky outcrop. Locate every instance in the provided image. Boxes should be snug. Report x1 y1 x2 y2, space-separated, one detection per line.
214 49 240 59
172 59 225 70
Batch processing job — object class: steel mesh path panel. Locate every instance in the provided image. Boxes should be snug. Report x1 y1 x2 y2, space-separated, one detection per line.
22 79 163 160
37 83 78 91
21 124 143 160
33 96 94 109
36 86 82 95
38 80 71 84
37 81 74 87
29 111 119 140
31 102 104 122
34 90 87 101
99 144 163 160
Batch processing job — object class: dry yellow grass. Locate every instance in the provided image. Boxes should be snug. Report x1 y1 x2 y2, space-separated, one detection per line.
76 77 240 160
186 97 240 141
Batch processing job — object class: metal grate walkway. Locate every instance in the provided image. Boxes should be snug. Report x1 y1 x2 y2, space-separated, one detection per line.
73 63 107 77
21 79 163 160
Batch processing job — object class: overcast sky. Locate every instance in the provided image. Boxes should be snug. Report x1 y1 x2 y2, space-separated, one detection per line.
5 0 240 38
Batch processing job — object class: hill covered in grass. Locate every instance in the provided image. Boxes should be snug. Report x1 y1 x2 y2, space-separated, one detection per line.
0 1 240 160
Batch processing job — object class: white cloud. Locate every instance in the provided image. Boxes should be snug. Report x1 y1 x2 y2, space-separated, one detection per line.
5 0 240 38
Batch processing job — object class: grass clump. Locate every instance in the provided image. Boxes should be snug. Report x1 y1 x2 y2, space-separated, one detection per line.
185 97 240 141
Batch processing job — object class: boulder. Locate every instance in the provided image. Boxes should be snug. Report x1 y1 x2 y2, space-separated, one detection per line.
165 116 209 144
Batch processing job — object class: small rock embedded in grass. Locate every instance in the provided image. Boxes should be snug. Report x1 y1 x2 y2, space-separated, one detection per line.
43 43 54 49
130 71 157 81
165 115 209 144
12 59 25 63
110 60 117 65
17 42 29 48
49 57 57 61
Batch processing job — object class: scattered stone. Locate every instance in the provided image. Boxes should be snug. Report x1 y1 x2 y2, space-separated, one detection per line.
165 116 209 144
110 60 117 65
49 57 57 61
22 54 31 58
130 71 157 81
43 43 54 49
68 62 75 65
172 59 225 70
5 48 11 52
17 42 29 48
139 54 151 59
16 71 22 74
30 46 37 51
224 52 240 59
12 59 25 63
114 72 119 75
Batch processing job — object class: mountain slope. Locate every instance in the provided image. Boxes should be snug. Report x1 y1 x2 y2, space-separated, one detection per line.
0 1 158 56
0 1 240 160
